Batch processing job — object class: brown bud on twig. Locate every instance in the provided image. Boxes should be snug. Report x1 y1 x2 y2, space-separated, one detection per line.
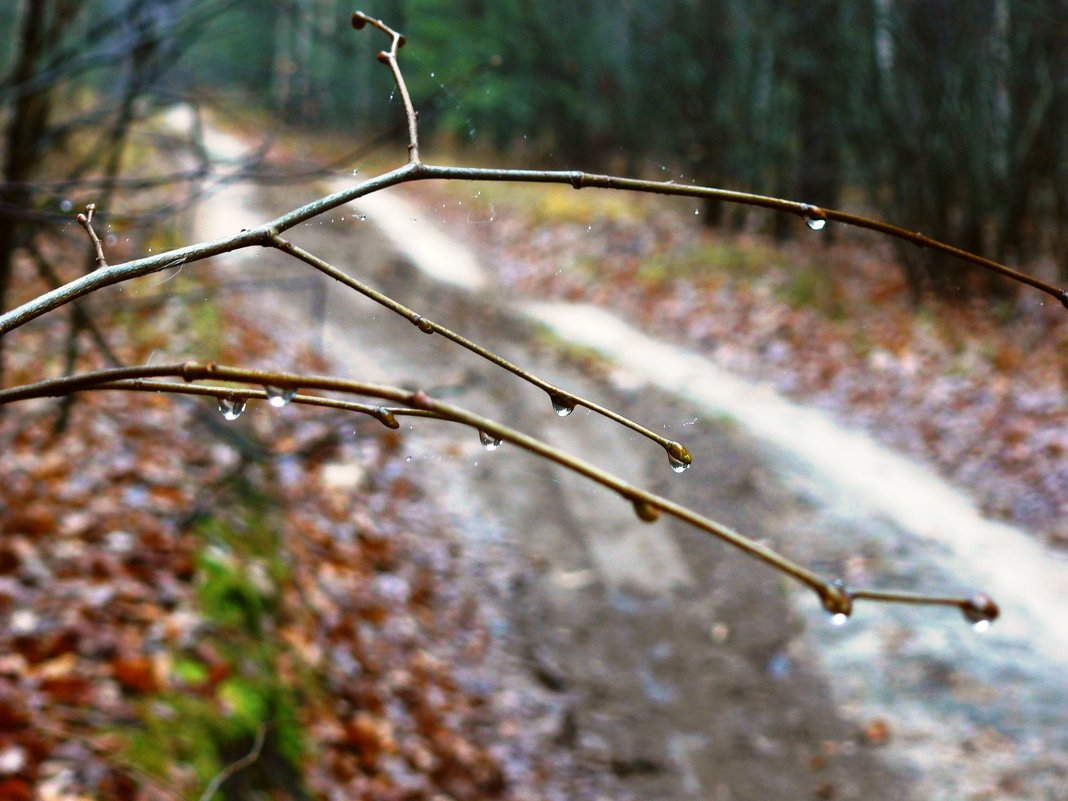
961 593 999 630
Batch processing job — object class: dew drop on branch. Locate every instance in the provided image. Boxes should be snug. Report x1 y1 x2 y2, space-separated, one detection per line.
549 394 575 417
265 386 296 408
961 592 998 633
217 396 246 421
821 578 853 623
803 205 828 231
478 430 501 451
667 453 690 473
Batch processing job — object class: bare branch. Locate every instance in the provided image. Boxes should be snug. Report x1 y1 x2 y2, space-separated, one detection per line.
0 9 1021 641
75 203 107 269
352 11 420 164
197 724 266 801
0 360 1000 629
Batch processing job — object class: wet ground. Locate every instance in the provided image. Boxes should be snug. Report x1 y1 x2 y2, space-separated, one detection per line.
186 123 1068 800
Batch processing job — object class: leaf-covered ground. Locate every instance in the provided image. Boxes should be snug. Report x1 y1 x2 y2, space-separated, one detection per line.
0 235 594 801
417 180 1068 546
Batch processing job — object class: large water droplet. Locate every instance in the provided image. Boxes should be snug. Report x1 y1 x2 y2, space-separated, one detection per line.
60 199 73 212
217 395 246 421
550 394 575 417
668 453 690 473
266 385 296 408
632 498 660 523
961 592 998 632
478 430 502 451
803 205 828 231
830 613 848 626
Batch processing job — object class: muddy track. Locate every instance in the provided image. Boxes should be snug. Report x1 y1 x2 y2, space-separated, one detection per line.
189 178 909 800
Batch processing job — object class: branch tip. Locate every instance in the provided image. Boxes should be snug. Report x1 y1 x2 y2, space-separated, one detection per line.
75 202 108 269
962 593 999 625
820 580 854 618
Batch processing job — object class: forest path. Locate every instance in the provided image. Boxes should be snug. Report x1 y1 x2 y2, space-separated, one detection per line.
187 114 1068 800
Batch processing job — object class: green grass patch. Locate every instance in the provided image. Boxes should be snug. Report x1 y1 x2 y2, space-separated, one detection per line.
636 238 777 284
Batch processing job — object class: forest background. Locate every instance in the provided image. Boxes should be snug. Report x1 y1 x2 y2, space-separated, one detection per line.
2 1 1068 800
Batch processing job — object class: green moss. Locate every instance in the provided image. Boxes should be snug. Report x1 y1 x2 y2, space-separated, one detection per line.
114 497 311 799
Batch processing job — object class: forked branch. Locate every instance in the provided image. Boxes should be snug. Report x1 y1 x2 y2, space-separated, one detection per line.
75 203 108 269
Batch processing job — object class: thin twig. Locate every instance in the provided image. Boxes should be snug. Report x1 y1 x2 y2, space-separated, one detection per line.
269 232 691 467
0 361 999 627
197 724 266 801
352 11 420 164
75 202 108 269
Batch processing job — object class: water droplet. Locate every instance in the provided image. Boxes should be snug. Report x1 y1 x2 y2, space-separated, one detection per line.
352 168 359 176
550 394 575 417
961 592 998 632
803 205 828 231
265 385 296 407
632 498 660 523
60 199 73 212
217 395 246 421
105 234 117 246
357 214 367 221
478 430 501 451
694 208 700 216
821 579 853 621
668 453 690 473
430 71 435 78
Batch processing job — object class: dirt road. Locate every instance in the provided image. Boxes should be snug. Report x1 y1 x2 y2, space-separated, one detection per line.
187 119 1068 800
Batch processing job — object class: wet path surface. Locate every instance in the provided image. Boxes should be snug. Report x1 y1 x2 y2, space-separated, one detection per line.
187 121 1068 799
